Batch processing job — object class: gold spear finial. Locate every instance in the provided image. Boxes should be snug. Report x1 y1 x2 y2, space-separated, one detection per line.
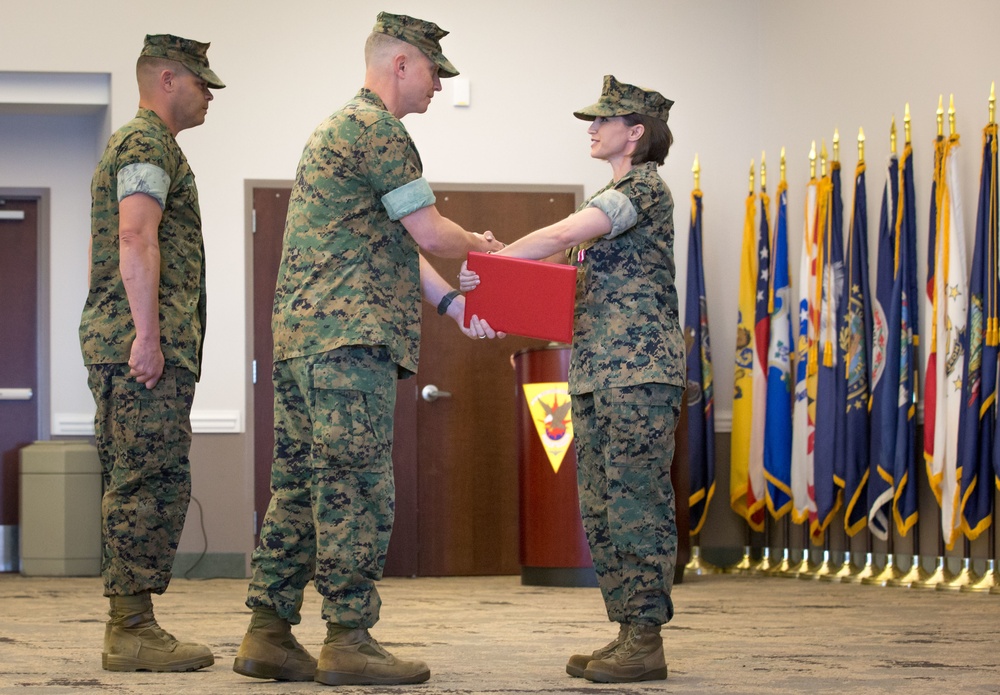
748 159 755 195
904 102 911 145
809 140 817 179
949 94 956 137
780 146 787 184
858 126 865 163
820 139 828 177
936 95 944 138
833 128 840 162
890 116 897 155
991 82 996 125
761 151 767 192
692 153 700 190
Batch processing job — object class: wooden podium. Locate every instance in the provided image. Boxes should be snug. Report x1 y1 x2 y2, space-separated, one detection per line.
513 346 689 587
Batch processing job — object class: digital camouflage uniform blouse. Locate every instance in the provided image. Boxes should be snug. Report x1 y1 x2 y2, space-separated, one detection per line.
79 108 207 380
569 161 685 395
271 89 433 375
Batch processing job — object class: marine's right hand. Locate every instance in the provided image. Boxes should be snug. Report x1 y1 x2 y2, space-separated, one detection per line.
128 336 165 390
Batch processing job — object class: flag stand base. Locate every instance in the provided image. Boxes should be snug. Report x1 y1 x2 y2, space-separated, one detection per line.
819 551 856 583
936 558 978 591
748 547 777 575
765 548 795 577
802 550 836 581
790 551 818 578
961 559 998 593
910 556 954 589
886 555 930 587
684 545 721 576
862 554 903 586
724 546 754 574
842 552 877 584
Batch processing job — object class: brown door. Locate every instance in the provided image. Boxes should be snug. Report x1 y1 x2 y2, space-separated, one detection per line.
250 187 287 539
249 185 578 576
0 198 39 572
416 189 577 575
250 187 420 575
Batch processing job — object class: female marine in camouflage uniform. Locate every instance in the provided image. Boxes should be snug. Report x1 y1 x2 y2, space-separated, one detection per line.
461 75 683 684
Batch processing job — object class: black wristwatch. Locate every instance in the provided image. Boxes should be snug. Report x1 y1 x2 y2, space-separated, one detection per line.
437 289 461 315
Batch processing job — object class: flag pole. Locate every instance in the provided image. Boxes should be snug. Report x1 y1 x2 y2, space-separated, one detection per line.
970 83 1000 596
769 147 796 579
913 97 950 590
684 153 721 578
800 140 834 581
959 84 1000 594
865 106 916 588
749 153 778 577
812 132 842 583
851 118 897 585
727 159 758 575
828 128 867 585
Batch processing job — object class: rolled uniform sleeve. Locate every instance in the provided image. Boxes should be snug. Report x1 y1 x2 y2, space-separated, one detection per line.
117 162 170 209
381 176 436 221
587 189 638 239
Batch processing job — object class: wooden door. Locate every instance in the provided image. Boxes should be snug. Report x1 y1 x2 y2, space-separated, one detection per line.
0 198 39 572
250 186 420 575
416 189 578 575
250 187 287 539
249 185 579 576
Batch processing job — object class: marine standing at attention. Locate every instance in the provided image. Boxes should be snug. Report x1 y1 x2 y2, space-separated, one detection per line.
80 33 225 673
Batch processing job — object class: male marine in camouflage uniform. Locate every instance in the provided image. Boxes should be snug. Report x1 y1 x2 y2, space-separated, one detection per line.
460 75 683 683
79 34 224 672
235 12 502 687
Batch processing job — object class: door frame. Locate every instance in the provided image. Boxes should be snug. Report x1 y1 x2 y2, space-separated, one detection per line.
0 188 51 440
243 179 292 541
242 180 584 573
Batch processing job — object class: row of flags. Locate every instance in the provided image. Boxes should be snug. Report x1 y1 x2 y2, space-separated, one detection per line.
684 109 1000 550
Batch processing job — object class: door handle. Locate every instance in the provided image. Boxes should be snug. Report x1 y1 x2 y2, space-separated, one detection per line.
0 388 33 401
421 384 452 402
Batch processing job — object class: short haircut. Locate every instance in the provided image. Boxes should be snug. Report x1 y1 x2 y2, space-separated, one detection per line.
622 113 673 166
364 31 411 68
136 55 189 84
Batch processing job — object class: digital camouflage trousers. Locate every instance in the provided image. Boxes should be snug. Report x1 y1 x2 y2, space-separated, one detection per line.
572 383 682 626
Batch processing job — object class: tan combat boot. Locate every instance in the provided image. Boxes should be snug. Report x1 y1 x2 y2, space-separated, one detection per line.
233 607 317 681
565 623 626 677
103 592 214 672
583 622 667 683
314 624 430 686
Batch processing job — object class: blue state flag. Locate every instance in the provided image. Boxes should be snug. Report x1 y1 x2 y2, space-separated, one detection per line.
892 143 919 537
684 189 716 536
842 160 872 536
868 153 899 540
959 122 999 541
813 160 845 541
764 181 793 518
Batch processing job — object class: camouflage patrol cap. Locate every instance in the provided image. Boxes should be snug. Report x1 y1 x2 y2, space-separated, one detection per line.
140 34 225 89
573 75 672 124
372 11 459 78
